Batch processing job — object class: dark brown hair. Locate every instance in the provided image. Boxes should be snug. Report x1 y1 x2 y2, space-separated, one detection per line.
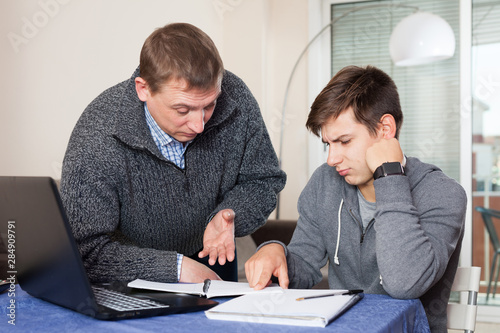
306 65 403 139
139 23 224 94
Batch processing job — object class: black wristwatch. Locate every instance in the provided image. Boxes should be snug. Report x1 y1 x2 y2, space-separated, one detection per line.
373 162 405 180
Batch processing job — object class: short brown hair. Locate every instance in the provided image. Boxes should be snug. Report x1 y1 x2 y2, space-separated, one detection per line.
306 65 403 139
139 23 224 94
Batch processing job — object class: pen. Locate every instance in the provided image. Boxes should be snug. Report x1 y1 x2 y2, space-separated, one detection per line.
296 289 363 301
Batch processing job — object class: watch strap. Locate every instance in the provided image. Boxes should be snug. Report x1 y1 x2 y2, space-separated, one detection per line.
373 162 405 180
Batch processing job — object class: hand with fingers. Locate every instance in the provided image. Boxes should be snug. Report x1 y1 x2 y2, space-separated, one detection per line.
198 209 236 266
245 243 289 290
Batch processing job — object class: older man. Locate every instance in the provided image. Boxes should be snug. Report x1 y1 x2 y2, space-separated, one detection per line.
61 23 285 284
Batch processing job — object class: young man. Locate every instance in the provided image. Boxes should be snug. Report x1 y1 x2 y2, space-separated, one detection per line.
60 23 286 284
245 65 465 332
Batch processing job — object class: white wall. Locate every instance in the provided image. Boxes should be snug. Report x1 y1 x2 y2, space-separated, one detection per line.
266 0 311 219
0 0 310 220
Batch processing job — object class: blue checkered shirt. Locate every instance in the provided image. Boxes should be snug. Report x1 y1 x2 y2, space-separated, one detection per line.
144 103 191 169
144 103 186 281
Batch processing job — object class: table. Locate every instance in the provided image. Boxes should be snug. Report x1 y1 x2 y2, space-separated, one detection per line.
1 286 430 332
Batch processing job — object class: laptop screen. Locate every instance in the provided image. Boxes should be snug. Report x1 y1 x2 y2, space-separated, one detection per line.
0 176 98 312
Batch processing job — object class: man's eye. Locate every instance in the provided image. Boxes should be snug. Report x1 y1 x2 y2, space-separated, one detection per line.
341 140 350 145
176 108 189 114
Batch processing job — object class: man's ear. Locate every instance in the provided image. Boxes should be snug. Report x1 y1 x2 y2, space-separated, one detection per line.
135 77 150 102
379 114 397 139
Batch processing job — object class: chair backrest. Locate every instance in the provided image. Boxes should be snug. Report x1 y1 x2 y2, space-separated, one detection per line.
447 266 481 332
475 206 500 249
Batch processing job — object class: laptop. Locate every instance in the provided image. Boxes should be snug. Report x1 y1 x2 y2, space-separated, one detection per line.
0 176 218 320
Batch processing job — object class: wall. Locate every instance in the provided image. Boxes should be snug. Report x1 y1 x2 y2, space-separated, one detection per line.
266 0 311 220
220 0 310 219
0 0 310 220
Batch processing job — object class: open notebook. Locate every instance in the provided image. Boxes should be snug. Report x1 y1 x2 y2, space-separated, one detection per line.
128 279 283 298
205 289 363 327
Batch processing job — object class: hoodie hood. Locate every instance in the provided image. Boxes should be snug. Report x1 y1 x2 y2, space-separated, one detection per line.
404 156 443 191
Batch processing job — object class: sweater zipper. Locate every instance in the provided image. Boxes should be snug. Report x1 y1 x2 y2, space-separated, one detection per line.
361 219 376 244
348 208 365 243
348 207 366 283
183 126 216 172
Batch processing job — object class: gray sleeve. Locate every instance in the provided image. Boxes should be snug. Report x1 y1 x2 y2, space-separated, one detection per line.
209 73 286 237
284 173 329 289
373 173 466 299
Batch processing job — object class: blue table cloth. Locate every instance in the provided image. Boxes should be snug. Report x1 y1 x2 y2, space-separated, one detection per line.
1 286 430 332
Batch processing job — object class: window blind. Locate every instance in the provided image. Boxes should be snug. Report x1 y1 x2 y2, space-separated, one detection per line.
473 0 500 46
329 0 461 181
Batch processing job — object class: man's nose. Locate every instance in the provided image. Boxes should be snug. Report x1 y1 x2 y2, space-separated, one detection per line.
326 145 342 167
188 110 205 134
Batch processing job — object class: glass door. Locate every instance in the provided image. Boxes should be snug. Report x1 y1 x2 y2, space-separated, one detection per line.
471 0 500 307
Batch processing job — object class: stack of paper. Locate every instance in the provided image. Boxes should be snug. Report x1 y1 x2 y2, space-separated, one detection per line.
204 289 363 327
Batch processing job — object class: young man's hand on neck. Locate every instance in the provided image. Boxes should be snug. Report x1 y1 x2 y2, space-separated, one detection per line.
365 137 404 174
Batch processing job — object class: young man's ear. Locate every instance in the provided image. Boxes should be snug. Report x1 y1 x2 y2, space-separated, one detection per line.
379 114 397 139
135 77 150 102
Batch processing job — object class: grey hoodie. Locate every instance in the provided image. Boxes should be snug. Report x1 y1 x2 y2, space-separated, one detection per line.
283 157 465 332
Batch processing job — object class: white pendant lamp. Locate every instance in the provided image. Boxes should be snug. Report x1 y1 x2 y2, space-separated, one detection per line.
389 12 456 66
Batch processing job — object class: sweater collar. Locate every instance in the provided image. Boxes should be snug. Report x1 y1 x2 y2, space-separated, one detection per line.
112 67 164 159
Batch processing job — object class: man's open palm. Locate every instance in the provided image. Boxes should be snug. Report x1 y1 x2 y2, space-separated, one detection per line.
199 209 235 266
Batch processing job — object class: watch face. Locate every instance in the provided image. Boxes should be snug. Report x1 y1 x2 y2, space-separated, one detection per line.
384 162 404 175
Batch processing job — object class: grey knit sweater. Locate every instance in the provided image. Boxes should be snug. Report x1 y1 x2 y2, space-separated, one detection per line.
60 68 286 284
283 157 465 332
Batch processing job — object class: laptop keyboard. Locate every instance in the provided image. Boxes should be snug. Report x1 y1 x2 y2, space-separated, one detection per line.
92 286 170 311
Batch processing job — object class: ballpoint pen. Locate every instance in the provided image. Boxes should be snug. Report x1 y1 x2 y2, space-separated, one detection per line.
296 289 363 301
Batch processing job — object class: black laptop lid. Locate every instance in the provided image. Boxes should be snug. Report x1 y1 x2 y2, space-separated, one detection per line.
0 176 99 312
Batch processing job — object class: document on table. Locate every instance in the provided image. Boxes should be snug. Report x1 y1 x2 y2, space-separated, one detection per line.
205 289 364 327
127 279 283 298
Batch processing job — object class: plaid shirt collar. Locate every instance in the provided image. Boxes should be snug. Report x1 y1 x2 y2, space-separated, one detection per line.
144 103 191 168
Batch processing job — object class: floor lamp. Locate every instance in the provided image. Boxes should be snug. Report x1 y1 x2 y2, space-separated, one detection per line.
275 3 456 219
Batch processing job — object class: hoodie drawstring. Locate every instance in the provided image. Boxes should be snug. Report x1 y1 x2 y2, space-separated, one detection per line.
334 199 343 265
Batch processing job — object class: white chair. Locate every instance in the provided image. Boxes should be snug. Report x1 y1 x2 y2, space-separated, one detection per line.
447 266 481 333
